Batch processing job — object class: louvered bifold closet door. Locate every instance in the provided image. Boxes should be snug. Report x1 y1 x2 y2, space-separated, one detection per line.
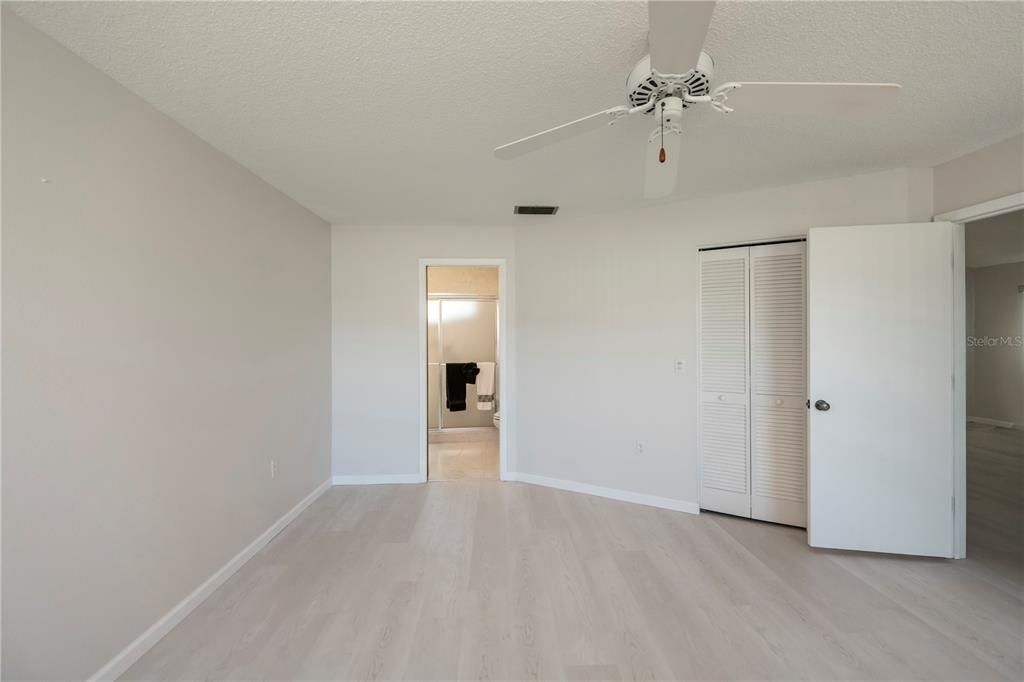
750 242 807 527
699 248 751 517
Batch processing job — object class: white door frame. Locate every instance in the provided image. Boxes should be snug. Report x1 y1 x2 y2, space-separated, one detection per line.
418 258 510 482
935 191 1024 559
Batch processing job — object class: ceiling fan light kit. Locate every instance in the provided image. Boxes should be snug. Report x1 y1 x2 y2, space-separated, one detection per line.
495 1 901 200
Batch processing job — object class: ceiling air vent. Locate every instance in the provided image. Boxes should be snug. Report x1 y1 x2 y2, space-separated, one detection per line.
514 205 559 215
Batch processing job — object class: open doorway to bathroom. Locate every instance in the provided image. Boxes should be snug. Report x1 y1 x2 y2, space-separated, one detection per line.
425 265 500 480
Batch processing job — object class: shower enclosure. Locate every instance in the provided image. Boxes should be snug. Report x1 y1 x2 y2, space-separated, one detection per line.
427 295 498 429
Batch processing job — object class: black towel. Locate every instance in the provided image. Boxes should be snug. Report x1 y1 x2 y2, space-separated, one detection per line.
445 362 479 412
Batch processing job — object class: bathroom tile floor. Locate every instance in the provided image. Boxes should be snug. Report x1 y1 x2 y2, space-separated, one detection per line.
428 437 499 480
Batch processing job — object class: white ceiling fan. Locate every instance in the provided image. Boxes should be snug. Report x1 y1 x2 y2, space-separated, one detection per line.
494 1 901 199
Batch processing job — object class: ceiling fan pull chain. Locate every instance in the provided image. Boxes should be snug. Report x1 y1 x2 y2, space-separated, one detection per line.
659 101 667 163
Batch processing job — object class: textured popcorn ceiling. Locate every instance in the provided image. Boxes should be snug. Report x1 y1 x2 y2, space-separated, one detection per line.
12 1 1024 224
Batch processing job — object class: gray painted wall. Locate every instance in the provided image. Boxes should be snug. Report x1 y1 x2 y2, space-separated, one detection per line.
967 262 1024 426
966 211 1024 267
2 13 332 679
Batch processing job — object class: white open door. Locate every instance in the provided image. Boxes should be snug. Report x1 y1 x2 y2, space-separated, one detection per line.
808 222 957 558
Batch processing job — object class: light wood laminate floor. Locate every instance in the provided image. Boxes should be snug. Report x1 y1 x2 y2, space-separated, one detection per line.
126 458 1022 680
966 423 1023 592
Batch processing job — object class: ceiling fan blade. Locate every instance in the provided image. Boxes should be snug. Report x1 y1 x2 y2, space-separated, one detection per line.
643 128 682 199
648 1 715 75
715 82 902 115
494 106 631 159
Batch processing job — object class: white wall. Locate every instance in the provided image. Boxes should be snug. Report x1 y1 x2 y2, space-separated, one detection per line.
933 134 1024 215
514 168 933 504
332 226 515 477
2 14 332 679
331 168 933 505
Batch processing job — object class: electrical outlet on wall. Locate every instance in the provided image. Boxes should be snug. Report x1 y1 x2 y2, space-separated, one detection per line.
675 359 686 372
270 460 278 479
635 441 645 455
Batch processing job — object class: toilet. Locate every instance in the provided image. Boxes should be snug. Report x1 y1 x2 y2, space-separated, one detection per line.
492 411 500 429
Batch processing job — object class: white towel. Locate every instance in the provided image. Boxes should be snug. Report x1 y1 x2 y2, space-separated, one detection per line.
476 362 495 411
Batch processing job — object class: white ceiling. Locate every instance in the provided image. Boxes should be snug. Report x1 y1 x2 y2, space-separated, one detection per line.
13 1 1024 225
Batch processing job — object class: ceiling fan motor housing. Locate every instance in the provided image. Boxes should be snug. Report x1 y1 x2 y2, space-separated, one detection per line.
627 51 714 113
659 97 685 128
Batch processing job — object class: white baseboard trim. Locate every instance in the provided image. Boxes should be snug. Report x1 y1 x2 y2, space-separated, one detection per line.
89 479 332 681
512 472 700 515
968 415 1016 429
332 473 425 485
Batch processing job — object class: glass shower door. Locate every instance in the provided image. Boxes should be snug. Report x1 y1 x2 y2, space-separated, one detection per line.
432 298 497 429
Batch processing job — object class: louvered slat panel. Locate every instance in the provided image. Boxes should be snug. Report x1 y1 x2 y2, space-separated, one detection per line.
700 258 747 395
750 243 806 527
702 402 748 494
700 250 750 517
753 406 806 502
752 252 805 396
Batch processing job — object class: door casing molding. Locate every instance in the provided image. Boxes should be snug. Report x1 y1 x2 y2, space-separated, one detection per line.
936 192 1024 559
418 258 510 482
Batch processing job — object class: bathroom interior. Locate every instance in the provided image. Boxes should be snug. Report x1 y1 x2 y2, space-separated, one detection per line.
427 266 500 480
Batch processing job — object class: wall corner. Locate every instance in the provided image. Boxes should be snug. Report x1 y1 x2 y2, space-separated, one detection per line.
906 167 935 221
